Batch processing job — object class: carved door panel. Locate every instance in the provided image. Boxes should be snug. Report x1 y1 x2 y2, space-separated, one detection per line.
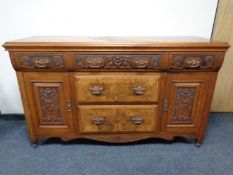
24 73 74 136
162 74 209 134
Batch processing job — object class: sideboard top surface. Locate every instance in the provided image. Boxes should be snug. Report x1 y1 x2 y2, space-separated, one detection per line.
3 36 230 51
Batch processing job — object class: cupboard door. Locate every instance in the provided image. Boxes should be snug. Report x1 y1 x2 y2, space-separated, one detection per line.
24 73 74 136
162 74 210 134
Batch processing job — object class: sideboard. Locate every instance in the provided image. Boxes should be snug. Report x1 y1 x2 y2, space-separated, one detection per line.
3 36 229 147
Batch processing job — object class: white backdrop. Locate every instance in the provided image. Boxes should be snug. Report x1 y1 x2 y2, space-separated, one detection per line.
0 0 218 114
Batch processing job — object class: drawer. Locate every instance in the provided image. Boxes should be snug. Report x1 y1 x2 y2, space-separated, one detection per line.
75 74 160 103
76 54 163 70
117 75 160 102
15 52 66 70
170 52 217 71
78 105 157 133
75 75 117 103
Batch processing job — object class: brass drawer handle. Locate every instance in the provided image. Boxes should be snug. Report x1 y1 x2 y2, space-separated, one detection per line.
89 85 103 95
133 60 148 68
92 116 105 125
131 116 144 125
184 57 201 68
32 57 50 68
133 86 145 95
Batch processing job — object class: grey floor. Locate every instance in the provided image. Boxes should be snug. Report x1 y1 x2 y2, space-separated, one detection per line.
0 113 233 175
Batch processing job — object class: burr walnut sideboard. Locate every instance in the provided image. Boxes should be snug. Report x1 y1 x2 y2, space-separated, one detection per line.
3 36 229 147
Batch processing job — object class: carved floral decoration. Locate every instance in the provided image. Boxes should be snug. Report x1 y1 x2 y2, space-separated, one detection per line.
173 87 195 123
38 87 63 124
20 54 65 69
76 55 161 69
171 54 216 70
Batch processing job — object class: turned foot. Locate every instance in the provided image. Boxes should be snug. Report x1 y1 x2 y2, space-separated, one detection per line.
184 137 195 144
31 142 38 148
195 141 201 147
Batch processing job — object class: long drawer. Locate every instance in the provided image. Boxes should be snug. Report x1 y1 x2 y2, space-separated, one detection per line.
78 105 157 133
75 73 160 103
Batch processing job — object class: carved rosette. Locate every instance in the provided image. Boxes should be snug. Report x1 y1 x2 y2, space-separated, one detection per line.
20 54 65 69
171 54 216 70
76 55 161 70
38 87 63 124
173 87 195 123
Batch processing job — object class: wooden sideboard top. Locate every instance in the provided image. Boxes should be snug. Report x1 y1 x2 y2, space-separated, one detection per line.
3 36 230 51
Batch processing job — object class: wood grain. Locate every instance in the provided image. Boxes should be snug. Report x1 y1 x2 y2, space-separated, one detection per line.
211 0 233 111
78 105 157 133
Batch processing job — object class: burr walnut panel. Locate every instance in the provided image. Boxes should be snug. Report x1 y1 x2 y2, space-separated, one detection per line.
79 105 157 133
75 75 117 103
117 74 160 103
75 73 160 103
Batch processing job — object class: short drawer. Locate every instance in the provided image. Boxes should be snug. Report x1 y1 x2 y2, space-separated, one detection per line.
76 54 164 70
169 52 217 71
15 52 66 70
78 105 157 133
75 74 160 103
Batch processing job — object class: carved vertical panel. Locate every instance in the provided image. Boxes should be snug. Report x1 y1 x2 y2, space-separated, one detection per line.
38 87 63 124
172 87 195 123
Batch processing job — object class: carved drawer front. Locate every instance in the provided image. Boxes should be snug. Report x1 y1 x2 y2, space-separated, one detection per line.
75 75 117 103
170 53 217 71
16 53 65 70
79 105 157 133
76 54 162 70
75 74 160 103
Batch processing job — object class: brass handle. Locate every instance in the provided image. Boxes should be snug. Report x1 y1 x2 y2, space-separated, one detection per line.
134 60 148 68
90 65 103 68
184 57 201 68
131 116 144 125
136 64 147 68
67 100 72 112
92 116 105 125
89 85 103 95
133 86 145 95
32 58 50 68
163 99 168 112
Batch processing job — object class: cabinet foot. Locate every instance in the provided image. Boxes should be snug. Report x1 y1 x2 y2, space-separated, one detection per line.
195 141 201 147
31 142 38 148
184 137 195 144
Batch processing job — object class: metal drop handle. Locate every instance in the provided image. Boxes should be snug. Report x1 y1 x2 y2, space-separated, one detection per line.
92 116 105 125
131 116 144 125
133 86 145 95
89 85 103 95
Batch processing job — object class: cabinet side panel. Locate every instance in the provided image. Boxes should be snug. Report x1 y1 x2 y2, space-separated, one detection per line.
16 72 37 143
197 73 218 142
